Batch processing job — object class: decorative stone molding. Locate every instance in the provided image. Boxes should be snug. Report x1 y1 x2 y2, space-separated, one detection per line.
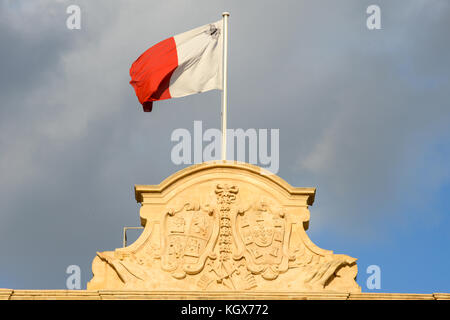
87 161 360 292
2 290 449 300
0 289 13 300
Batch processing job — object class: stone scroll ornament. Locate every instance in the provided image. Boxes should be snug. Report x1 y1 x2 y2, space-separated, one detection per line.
88 163 361 292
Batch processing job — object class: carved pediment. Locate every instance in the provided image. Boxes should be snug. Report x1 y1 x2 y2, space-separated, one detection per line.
88 161 360 292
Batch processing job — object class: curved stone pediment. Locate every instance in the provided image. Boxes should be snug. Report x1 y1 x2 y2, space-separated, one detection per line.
88 161 361 292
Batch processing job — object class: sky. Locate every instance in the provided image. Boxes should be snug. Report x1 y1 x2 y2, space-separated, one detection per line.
0 0 449 293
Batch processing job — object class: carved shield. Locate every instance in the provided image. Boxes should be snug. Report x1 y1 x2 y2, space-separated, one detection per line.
235 202 290 280
161 203 218 279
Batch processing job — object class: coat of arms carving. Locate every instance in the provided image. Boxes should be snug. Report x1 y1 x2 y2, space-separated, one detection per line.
234 201 291 280
161 203 218 279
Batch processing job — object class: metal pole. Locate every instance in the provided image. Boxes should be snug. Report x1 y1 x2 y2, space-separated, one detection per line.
123 226 144 247
221 12 229 161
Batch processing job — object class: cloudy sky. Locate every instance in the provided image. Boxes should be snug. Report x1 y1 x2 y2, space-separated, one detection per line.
0 0 449 293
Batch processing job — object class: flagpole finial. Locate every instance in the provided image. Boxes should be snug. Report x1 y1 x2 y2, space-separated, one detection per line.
222 12 230 17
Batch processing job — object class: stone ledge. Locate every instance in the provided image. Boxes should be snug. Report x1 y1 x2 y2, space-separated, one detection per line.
98 291 349 300
348 293 435 300
0 289 13 300
433 293 450 300
7 290 100 300
1 290 448 300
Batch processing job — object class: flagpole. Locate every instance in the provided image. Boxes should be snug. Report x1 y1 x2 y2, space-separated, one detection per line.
221 12 229 161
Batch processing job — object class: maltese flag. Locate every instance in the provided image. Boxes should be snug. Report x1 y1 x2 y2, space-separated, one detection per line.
129 20 223 112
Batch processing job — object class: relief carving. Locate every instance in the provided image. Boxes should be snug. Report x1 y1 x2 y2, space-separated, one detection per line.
161 202 217 279
88 162 361 293
234 200 291 281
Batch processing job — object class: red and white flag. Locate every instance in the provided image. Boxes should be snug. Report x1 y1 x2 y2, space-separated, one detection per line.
129 20 223 112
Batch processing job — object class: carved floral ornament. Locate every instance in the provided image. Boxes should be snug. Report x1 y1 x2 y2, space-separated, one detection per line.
88 162 360 292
